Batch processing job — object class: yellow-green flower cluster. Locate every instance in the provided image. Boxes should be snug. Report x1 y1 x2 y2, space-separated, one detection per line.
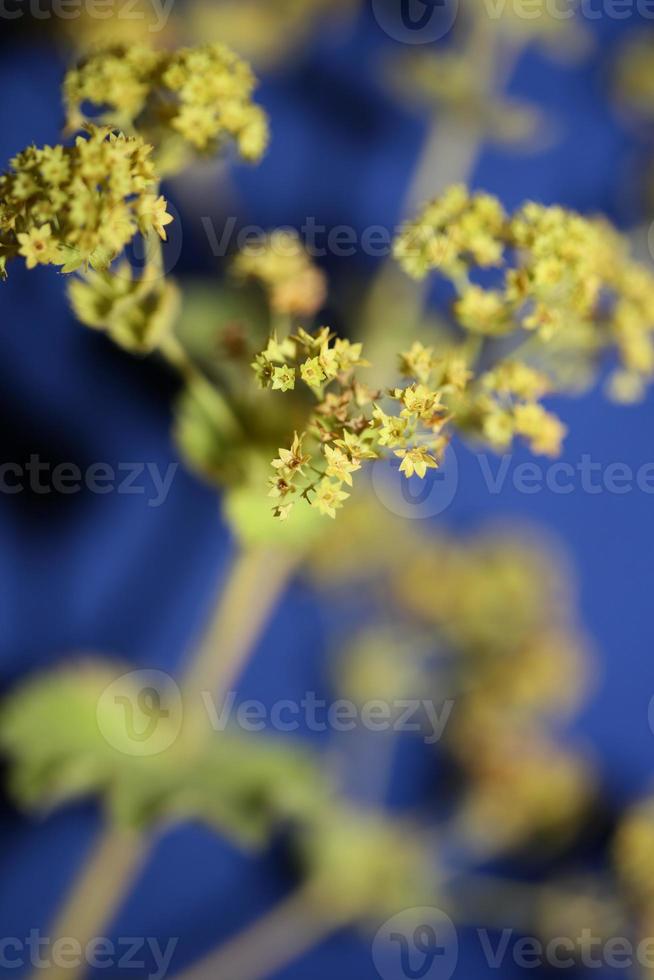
254 327 459 521
466 360 567 457
394 184 507 281
396 530 592 852
233 230 327 319
64 43 269 172
395 186 654 402
0 126 171 279
255 319 577 520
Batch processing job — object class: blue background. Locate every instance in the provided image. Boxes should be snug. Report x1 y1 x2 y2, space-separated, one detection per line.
1 6 653 978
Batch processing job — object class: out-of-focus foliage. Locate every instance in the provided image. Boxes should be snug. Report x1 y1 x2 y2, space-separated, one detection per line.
0 663 324 842
385 1 590 151
0 662 441 922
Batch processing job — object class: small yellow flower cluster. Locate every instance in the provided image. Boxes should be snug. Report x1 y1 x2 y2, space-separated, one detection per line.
0 127 172 279
256 321 578 520
232 230 327 319
64 43 269 173
395 186 654 401
255 327 459 521
394 184 507 281
467 360 567 457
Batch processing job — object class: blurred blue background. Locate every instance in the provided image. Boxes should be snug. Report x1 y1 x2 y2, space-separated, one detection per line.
0 5 653 977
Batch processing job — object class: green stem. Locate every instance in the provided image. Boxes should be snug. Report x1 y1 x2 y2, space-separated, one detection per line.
172 883 345 980
30 547 299 980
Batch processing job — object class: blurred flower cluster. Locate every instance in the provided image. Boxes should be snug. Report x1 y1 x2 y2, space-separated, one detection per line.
64 42 269 176
396 186 654 404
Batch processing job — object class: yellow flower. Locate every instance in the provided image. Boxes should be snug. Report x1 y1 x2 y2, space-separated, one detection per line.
514 404 567 457
17 224 56 269
137 194 174 241
272 365 296 392
333 338 367 373
399 341 434 384
272 432 311 478
323 446 361 487
395 447 439 479
263 334 297 364
397 383 444 421
300 356 327 390
234 231 326 318
1 128 166 276
373 407 409 448
311 479 350 519
335 430 378 461
455 286 509 336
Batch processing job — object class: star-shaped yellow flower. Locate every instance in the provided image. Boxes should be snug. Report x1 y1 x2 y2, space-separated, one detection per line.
311 478 350 519
395 447 439 479
323 446 361 487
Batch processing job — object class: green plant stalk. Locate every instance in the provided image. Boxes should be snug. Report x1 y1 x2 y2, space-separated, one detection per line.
361 20 524 380
172 882 347 980
33 546 299 980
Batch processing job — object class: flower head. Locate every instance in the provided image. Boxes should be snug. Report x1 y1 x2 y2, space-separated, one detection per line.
311 479 350 519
